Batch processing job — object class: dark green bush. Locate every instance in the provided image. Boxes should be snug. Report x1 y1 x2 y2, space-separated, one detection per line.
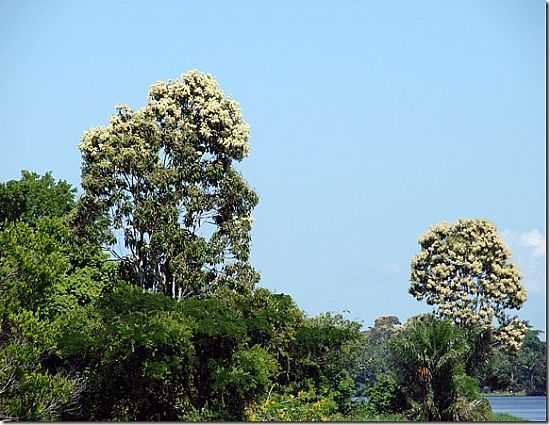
365 373 403 416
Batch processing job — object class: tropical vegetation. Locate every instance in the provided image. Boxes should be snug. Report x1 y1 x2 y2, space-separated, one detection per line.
0 71 544 421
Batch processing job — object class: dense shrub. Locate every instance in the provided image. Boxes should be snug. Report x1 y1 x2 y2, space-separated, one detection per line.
364 373 404 416
244 389 338 422
44 282 362 420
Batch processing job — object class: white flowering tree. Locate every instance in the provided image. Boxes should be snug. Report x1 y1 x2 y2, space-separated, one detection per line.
75 70 259 299
409 219 528 352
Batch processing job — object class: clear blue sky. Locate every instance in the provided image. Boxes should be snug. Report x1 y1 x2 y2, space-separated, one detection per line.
0 0 546 332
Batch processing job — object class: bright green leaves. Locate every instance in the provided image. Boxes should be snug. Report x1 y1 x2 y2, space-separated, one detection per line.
78 70 258 299
0 323 79 421
364 374 401 417
211 345 278 416
50 283 328 421
244 388 339 422
0 171 75 230
0 217 111 323
0 219 69 320
284 312 363 415
0 172 117 422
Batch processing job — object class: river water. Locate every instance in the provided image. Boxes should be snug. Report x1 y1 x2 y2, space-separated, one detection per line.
486 396 547 422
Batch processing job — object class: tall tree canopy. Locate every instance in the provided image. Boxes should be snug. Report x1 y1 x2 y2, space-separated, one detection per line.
409 219 528 351
76 70 259 299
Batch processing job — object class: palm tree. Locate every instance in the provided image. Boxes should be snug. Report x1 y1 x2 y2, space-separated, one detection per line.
389 315 490 421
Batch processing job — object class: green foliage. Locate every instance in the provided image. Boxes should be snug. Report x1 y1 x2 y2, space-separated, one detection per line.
0 327 80 421
244 389 338 422
244 390 409 422
480 327 547 395
2 370 76 421
53 283 195 420
364 373 402 416
0 218 70 320
76 71 259 299
490 412 524 421
50 280 364 421
177 405 220 422
70 307 196 420
388 315 490 421
336 402 407 422
448 374 492 421
454 373 482 401
0 218 112 323
0 171 75 229
355 315 401 391
289 313 362 387
2 71 367 421
211 345 278 417
285 313 362 413
518 329 547 395
0 171 118 422
1 68 541 422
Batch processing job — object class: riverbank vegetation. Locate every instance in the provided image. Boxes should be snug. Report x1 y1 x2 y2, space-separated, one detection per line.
490 412 524 421
0 71 545 421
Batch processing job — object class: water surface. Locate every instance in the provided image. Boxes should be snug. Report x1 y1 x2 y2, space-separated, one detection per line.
486 396 547 422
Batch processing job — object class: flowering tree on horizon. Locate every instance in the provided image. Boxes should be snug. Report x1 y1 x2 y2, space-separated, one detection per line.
409 219 528 352
75 70 259 300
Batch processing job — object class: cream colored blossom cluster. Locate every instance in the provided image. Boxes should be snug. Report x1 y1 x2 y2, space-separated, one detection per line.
80 70 250 168
78 70 252 203
493 319 528 352
147 70 250 159
79 105 159 170
436 300 494 327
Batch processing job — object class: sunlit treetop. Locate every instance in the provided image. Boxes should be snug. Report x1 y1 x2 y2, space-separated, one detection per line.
409 219 527 351
77 70 258 300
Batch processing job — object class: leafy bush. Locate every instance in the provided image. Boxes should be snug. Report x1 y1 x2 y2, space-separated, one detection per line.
364 373 403 416
490 412 524 421
448 374 491 422
244 389 338 421
210 345 278 418
0 329 80 421
336 402 407 422
0 171 75 229
285 313 362 413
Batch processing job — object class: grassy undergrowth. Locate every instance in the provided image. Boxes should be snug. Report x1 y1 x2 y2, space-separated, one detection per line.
490 412 525 421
